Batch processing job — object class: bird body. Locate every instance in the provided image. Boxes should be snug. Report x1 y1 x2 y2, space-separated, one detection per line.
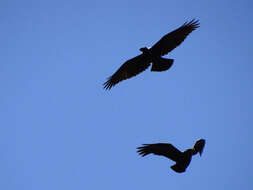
139 47 174 72
104 19 199 90
170 149 193 173
137 139 205 173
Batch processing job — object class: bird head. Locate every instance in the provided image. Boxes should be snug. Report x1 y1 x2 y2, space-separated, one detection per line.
193 139 205 156
139 47 149 53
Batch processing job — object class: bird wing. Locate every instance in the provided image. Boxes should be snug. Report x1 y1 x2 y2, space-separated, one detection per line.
103 54 151 90
150 19 200 56
137 143 182 162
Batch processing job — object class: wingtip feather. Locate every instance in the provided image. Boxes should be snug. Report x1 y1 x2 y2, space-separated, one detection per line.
103 77 114 90
182 19 200 29
137 145 151 157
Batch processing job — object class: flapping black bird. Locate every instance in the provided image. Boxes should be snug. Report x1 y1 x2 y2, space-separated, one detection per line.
137 139 205 173
104 19 199 90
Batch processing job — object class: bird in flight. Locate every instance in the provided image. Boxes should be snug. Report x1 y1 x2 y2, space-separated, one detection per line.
103 19 199 90
137 139 205 173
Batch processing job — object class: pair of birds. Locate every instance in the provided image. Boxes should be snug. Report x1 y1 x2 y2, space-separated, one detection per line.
104 19 205 173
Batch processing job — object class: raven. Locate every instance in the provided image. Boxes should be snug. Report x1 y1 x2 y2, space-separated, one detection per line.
104 19 199 90
137 139 205 173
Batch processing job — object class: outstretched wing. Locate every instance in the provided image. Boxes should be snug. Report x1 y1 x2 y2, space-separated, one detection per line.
103 54 151 90
137 143 182 162
150 19 200 56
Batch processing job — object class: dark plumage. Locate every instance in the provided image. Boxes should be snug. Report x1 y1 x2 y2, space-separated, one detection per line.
104 19 199 90
137 139 205 173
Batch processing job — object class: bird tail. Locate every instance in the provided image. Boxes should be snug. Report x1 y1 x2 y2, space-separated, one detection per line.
151 58 174 72
170 164 186 173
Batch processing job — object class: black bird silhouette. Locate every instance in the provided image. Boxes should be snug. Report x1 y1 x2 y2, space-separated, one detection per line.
137 139 205 173
104 19 199 90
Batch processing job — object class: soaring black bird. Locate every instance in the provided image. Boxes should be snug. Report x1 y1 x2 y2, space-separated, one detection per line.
137 139 205 173
103 19 199 90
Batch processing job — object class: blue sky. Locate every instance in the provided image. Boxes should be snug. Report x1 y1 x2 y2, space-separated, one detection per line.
1 0 253 189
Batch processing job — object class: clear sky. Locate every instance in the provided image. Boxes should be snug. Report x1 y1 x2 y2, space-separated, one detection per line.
1 0 253 189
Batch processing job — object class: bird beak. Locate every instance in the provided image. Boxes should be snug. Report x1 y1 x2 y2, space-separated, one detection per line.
199 149 204 156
